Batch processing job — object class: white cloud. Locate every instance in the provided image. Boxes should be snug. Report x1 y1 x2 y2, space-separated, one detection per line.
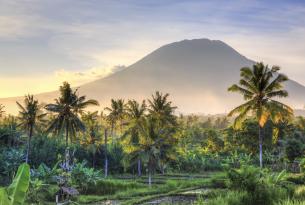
54 65 126 85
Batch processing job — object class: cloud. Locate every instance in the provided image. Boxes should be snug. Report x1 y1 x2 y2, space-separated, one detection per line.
0 0 305 98
54 65 126 85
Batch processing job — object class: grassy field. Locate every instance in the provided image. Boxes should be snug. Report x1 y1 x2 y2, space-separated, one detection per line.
71 172 224 205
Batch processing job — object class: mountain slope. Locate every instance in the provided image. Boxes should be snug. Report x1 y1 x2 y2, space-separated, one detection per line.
2 38 305 114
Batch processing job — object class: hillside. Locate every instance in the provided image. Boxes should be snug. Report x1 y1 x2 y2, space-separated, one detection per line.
1 39 305 114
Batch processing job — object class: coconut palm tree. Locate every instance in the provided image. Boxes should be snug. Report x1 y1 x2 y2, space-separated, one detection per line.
105 99 126 138
136 115 176 186
81 111 101 168
148 91 177 126
123 100 147 176
16 95 46 163
45 82 99 146
228 62 293 168
45 82 98 170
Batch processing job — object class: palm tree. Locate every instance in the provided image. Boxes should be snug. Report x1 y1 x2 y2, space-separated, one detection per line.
228 62 293 167
45 82 98 170
136 116 176 186
148 91 177 125
16 95 46 163
45 82 99 146
123 100 146 176
105 99 126 138
81 111 101 168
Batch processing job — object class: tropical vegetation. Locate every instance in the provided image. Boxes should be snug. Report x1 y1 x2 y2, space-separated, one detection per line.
0 63 305 204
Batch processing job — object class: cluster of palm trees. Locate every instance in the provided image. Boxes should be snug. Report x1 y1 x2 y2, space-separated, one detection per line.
12 62 295 175
16 82 99 166
105 91 177 184
15 82 177 183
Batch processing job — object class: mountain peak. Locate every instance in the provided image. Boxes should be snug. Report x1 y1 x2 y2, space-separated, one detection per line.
1 38 304 114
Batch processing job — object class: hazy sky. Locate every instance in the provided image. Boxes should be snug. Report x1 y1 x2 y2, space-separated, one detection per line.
0 0 305 97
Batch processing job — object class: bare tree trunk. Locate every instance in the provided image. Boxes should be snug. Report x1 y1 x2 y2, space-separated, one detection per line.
104 129 108 178
25 125 33 163
259 125 263 168
137 159 141 177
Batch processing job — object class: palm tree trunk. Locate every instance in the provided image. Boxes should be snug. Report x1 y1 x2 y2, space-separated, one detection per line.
148 161 152 187
137 159 141 177
65 125 70 170
259 125 263 168
65 124 69 147
148 171 152 187
104 129 108 178
25 125 34 163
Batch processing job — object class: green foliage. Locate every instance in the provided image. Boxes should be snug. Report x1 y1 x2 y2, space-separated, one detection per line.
71 161 102 193
227 166 289 205
0 163 30 205
285 139 303 162
27 179 47 203
7 163 30 205
45 82 99 145
31 162 60 183
29 135 66 168
0 148 24 185
276 199 305 205
85 179 142 195
294 185 305 200
196 191 245 205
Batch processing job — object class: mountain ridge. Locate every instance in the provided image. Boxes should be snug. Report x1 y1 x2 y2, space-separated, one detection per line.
1 38 305 115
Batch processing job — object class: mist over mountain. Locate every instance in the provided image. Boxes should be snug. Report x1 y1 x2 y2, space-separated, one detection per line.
2 38 305 114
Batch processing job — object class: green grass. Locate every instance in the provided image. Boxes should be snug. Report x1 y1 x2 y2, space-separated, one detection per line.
77 173 218 205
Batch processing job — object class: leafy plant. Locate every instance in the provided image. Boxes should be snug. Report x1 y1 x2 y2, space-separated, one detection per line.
0 163 30 205
31 162 60 183
71 161 102 193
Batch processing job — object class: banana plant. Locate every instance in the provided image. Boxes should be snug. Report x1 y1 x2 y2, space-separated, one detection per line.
0 163 30 205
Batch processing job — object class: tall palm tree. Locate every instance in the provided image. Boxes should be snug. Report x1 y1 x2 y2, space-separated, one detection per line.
16 95 46 163
81 111 101 168
148 91 177 125
136 116 175 186
105 99 126 137
45 82 99 146
123 100 146 176
228 62 293 167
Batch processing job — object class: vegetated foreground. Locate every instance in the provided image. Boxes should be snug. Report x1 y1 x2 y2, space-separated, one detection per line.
1 63 305 205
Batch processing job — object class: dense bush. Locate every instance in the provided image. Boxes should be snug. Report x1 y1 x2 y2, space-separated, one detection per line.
29 135 66 168
175 150 223 172
285 139 303 162
71 161 102 193
227 166 289 205
0 147 24 185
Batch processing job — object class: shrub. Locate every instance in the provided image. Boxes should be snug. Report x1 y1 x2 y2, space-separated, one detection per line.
285 139 303 162
0 147 24 185
71 161 102 193
227 166 289 205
